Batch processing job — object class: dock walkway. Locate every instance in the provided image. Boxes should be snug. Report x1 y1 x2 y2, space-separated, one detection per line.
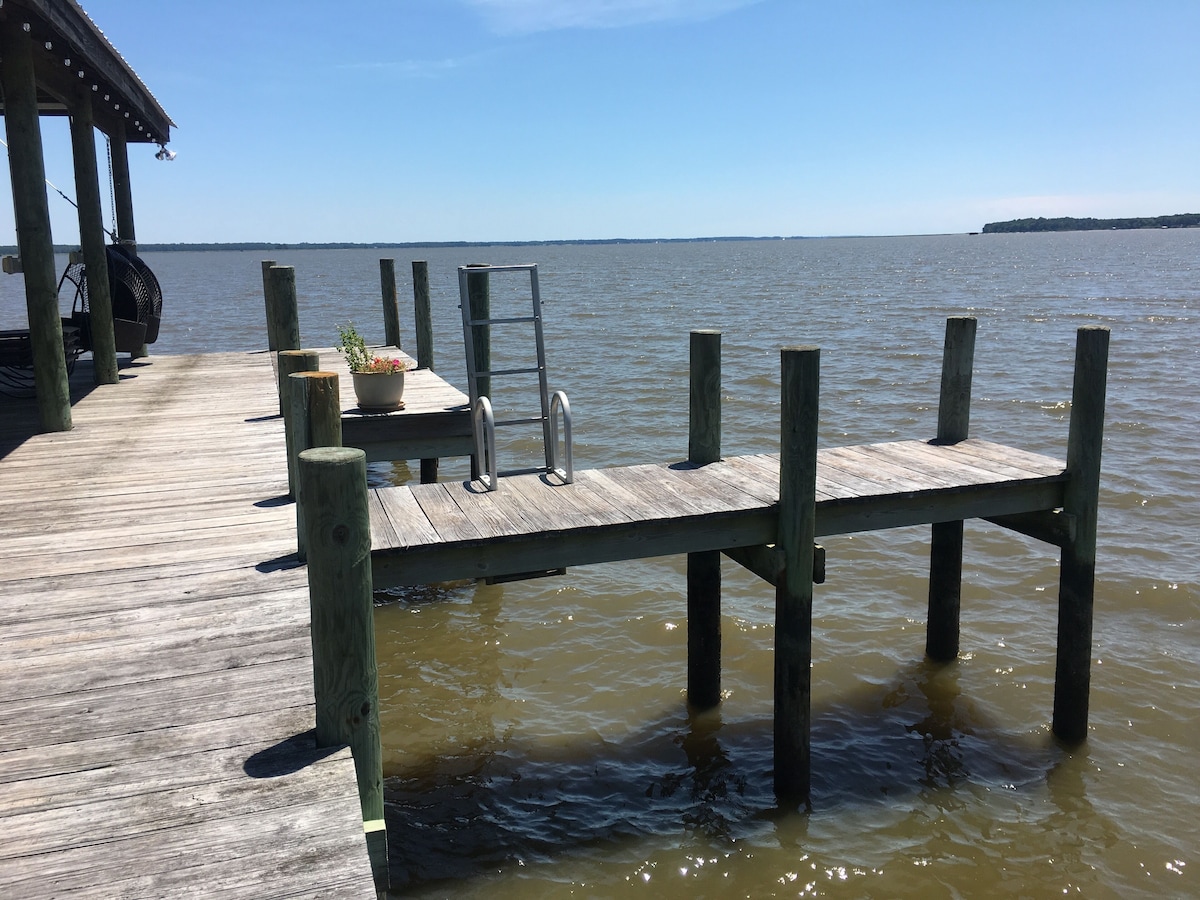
0 352 379 898
368 439 1068 587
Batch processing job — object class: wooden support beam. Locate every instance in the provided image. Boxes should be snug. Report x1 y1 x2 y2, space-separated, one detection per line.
723 543 825 586
412 260 439 484
687 330 722 711
465 263 490 481
774 345 819 802
1 25 71 432
297 446 387 889
1052 325 1109 743
380 258 402 349
68 89 118 385
290 371 342 560
927 316 977 662
985 510 1075 547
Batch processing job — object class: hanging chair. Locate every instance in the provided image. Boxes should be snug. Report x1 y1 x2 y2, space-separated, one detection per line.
66 244 163 353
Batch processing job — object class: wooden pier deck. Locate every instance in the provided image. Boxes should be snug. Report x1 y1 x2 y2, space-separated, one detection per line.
0 352 381 898
367 439 1069 587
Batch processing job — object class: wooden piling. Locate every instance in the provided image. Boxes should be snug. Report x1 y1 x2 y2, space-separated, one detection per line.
687 330 723 710
278 350 320 496
465 264 491 400
260 260 278 352
412 260 438 484
1 26 71 432
297 446 386 887
266 266 301 413
68 89 118 385
774 346 820 802
412 260 434 371
380 259 402 349
289 371 342 560
926 316 977 661
1052 325 1109 743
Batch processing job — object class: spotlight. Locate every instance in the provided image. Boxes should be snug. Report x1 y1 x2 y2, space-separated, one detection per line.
155 145 177 161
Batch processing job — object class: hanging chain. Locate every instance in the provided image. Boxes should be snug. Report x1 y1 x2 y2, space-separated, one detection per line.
105 134 117 243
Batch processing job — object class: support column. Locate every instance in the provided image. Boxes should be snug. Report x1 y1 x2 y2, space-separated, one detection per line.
108 123 135 251
1052 326 1109 743
687 330 722 710
69 90 118 384
1 26 71 431
926 316 977 661
412 260 438 484
774 345 819 802
380 258 401 348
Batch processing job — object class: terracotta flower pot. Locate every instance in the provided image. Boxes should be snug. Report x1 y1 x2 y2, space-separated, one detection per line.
352 370 405 411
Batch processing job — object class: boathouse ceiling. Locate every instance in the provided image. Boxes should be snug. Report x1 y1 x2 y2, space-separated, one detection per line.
0 0 173 145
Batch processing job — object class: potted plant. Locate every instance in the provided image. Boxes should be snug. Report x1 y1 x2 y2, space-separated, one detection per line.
337 322 410 411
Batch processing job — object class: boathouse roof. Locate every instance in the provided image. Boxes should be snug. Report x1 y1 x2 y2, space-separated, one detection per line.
0 0 173 144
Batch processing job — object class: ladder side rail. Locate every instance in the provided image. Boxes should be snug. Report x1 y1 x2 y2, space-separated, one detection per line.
528 266 555 470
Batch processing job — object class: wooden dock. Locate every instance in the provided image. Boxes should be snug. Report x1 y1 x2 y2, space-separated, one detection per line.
0 352 383 898
298 321 1109 805
366 438 1068 587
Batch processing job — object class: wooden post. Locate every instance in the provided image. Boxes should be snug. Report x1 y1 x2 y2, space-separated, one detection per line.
290 371 342 560
297 446 386 888
774 346 819 802
380 259 402 348
109 125 136 253
1 26 72 432
1052 325 1109 743
266 266 301 412
278 350 320 495
687 330 722 710
411 260 438 483
412 260 434 371
466 263 491 399
260 260 278 352
68 90 118 385
926 316 977 661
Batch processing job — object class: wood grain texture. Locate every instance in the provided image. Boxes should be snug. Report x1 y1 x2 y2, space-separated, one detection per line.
0 351 378 897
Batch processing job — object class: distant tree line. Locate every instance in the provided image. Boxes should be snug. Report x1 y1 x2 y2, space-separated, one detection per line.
982 214 1200 233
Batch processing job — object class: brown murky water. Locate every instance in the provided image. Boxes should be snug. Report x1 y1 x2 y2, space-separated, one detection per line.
7 231 1195 896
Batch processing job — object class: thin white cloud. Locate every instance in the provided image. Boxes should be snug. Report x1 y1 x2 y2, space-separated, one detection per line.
464 0 765 35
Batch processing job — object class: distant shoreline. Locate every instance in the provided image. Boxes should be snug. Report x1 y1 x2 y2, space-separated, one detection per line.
9 235 825 254
982 214 1200 233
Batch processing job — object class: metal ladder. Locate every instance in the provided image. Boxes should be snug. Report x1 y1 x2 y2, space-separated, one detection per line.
458 264 572 491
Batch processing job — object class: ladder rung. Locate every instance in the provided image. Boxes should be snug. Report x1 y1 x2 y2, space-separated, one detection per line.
497 465 550 477
493 416 547 428
468 315 538 326
475 366 542 378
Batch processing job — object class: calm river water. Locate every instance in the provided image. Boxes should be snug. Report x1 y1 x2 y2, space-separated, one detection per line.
5 231 1197 897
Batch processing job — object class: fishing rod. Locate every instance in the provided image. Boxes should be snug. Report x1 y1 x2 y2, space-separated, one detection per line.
0 135 117 241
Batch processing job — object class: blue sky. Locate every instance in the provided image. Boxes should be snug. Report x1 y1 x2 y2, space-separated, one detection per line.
7 0 1200 243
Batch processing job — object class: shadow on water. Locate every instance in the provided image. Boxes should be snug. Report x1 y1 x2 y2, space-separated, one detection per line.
381 650 1066 893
